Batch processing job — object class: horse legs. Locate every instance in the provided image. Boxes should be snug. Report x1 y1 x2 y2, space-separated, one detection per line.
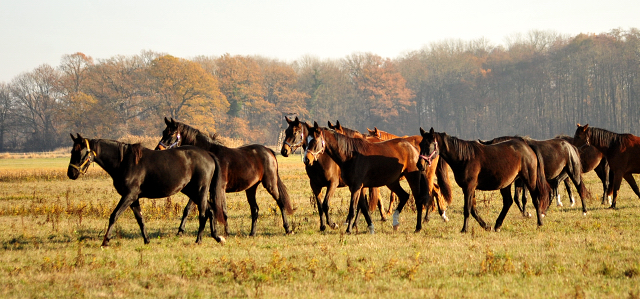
387 181 410 231
609 172 624 209
623 173 640 200
385 192 397 216
595 160 611 205
310 182 329 231
245 185 260 236
102 193 138 246
322 181 339 230
563 178 576 207
512 179 530 217
462 186 489 233
494 187 514 232
129 200 150 244
262 178 292 235
346 187 373 234
371 188 387 221
177 200 195 236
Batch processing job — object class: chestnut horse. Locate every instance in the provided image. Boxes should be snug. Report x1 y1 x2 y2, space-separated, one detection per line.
573 124 640 208
156 118 294 236
418 128 551 232
305 122 427 233
68 134 226 246
479 136 588 216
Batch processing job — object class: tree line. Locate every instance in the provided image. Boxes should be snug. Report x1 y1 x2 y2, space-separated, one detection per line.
0 28 638 152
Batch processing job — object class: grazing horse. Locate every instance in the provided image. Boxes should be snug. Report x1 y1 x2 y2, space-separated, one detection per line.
156 118 294 236
557 135 640 205
304 122 426 234
362 126 453 224
418 128 551 232
67 134 226 246
573 124 640 208
480 136 588 216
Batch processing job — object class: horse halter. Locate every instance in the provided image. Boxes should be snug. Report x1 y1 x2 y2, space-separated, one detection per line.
157 132 181 150
284 130 304 152
69 139 96 175
305 132 325 161
419 140 438 166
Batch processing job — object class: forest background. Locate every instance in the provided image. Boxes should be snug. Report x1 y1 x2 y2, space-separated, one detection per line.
0 28 639 152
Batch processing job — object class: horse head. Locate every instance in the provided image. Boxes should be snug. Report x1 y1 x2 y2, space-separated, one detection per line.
303 121 326 167
68 133 96 179
417 127 440 171
281 116 306 157
573 123 590 150
156 117 183 150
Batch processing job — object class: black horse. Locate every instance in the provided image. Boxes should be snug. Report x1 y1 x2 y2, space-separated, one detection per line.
156 118 294 236
67 134 226 246
418 128 550 232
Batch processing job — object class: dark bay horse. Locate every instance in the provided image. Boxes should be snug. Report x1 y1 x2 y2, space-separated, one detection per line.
305 121 426 234
479 136 588 216
67 134 226 246
573 124 640 208
557 135 640 206
156 118 294 236
281 117 344 231
418 128 551 232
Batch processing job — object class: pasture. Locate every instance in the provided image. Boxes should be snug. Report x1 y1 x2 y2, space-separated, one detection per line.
1 154 639 298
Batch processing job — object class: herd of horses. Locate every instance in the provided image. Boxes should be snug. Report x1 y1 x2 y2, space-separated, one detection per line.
66 117 640 246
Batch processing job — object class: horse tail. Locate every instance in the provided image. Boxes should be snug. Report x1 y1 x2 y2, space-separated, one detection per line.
210 153 227 225
436 157 453 205
566 143 589 199
276 172 295 215
531 146 551 212
368 187 380 212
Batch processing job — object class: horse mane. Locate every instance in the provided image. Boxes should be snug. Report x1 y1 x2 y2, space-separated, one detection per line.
176 122 225 148
587 126 628 150
130 143 144 164
478 135 527 145
442 133 480 161
326 128 370 156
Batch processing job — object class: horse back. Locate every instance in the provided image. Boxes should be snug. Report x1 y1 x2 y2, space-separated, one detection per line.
119 146 215 199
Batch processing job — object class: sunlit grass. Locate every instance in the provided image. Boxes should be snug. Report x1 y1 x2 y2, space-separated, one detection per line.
0 155 639 297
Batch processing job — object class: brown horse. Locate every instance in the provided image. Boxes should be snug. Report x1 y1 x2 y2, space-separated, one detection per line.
418 128 551 232
361 126 453 224
573 124 640 208
557 135 640 206
305 122 427 233
480 136 588 216
156 118 294 236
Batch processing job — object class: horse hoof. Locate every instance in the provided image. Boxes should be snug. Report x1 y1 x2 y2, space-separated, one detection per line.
541 213 546 218
583 212 587 216
442 215 449 222
380 217 387 222
218 236 226 244
393 225 399 232
494 227 501 232
331 223 339 229
526 212 532 218
320 225 326 232
414 229 421 233
368 225 375 234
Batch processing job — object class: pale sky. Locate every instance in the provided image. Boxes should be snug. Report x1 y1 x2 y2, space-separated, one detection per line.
1 0 638 82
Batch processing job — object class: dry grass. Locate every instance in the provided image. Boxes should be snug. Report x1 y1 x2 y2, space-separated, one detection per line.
0 155 639 298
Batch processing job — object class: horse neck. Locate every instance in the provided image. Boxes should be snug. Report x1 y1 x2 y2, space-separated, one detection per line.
322 129 358 165
183 128 224 153
588 128 615 153
92 139 125 175
438 135 473 167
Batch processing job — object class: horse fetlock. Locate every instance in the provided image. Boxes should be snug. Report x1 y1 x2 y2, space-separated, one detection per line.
392 210 400 227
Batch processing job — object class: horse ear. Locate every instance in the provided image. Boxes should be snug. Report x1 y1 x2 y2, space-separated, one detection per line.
294 116 299 122
77 133 83 140
327 121 333 127
584 124 589 130
419 127 426 135
429 127 435 134
165 117 171 125
170 118 176 126
374 127 378 133
70 133 76 141
336 120 341 126
313 121 320 129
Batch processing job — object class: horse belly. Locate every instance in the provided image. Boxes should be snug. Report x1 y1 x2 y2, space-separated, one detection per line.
475 169 518 191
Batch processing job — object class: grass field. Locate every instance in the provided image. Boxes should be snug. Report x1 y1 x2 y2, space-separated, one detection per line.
0 154 639 298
